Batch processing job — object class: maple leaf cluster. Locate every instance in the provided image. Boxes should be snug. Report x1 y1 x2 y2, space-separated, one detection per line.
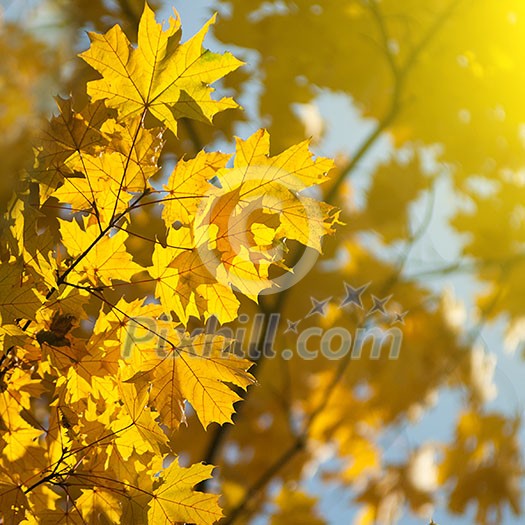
0 4 339 523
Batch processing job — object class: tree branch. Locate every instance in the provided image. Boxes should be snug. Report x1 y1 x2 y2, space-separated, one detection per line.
326 0 463 203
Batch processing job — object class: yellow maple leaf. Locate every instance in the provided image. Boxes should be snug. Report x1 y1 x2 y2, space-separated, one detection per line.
0 472 29 524
0 262 43 323
0 369 44 462
147 460 223 525
34 98 109 202
130 330 254 429
149 226 240 325
52 151 146 228
101 115 164 182
75 487 123 524
162 150 231 227
111 381 168 460
270 486 326 525
79 3 243 135
59 217 143 287
193 129 340 298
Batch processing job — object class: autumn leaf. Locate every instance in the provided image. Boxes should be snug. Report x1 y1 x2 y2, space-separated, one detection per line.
0 474 29 524
76 487 123 523
193 129 340 298
149 226 240 325
0 368 44 461
162 150 231 227
80 3 243 135
0 261 43 323
127 329 254 429
148 460 223 525
111 381 168 460
34 98 109 201
270 486 326 525
59 217 143 286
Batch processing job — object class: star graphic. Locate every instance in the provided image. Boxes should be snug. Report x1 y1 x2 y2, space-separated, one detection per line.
284 319 300 334
306 297 331 318
368 294 392 315
340 282 370 309
391 311 408 325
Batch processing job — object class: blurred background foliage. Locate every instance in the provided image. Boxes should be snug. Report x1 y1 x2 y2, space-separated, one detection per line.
3 0 525 523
